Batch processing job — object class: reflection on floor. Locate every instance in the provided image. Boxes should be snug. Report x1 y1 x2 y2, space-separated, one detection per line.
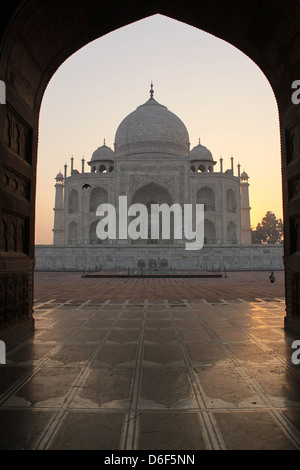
1 294 300 450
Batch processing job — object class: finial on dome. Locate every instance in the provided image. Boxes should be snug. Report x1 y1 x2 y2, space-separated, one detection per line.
150 81 154 99
199 138 201 145
103 138 106 146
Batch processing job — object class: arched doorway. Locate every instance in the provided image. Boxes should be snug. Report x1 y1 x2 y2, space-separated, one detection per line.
0 1 299 339
130 182 175 245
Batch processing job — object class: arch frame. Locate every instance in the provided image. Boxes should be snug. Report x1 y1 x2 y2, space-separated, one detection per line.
0 1 300 339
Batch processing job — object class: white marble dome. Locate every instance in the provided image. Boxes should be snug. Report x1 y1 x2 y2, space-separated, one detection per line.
91 143 114 161
190 142 213 161
114 92 190 157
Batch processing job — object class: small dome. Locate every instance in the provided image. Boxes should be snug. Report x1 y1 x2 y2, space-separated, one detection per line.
241 171 249 180
190 142 213 161
114 89 190 157
91 143 114 161
55 172 63 180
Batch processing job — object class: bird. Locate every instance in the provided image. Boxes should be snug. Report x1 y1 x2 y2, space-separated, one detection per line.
82 184 91 189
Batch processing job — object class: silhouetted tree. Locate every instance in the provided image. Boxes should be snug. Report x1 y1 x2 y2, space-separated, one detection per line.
252 211 283 244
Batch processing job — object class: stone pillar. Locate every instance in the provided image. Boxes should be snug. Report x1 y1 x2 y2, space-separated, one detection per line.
53 172 64 245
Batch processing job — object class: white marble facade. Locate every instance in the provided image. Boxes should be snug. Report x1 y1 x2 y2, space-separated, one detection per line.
44 85 283 271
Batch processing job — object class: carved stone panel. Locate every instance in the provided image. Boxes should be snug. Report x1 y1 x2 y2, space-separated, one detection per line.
2 105 33 164
289 177 300 200
0 212 29 254
0 272 30 330
1 164 31 201
129 175 176 193
286 120 300 164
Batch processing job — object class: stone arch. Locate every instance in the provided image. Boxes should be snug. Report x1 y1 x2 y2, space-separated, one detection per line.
137 258 146 268
0 2 299 336
4 114 11 148
89 220 102 245
204 219 216 245
226 189 237 213
131 182 174 245
68 189 78 214
89 187 108 213
8 222 17 252
98 164 107 173
131 181 173 206
227 220 237 244
68 221 78 244
197 186 215 211
0 219 8 252
149 258 157 269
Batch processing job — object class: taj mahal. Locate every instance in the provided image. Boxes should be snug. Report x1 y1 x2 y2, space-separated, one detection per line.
35 85 283 272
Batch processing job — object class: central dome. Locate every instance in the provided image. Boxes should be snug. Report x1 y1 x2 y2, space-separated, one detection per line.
114 87 190 157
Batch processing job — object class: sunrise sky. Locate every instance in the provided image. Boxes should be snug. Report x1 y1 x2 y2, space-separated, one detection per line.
35 14 282 245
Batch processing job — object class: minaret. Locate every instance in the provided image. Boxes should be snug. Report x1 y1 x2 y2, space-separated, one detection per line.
220 157 223 173
53 171 64 245
240 171 252 244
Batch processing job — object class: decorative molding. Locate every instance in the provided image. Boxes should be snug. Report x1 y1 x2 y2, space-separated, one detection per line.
1 164 30 201
117 141 188 158
2 105 33 164
0 271 31 330
0 212 29 254
286 120 300 164
129 175 176 193
289 177 300 199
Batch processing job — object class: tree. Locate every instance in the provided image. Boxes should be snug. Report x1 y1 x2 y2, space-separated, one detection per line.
252 211 283 244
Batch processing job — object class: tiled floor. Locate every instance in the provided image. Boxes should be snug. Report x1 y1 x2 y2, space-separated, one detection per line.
33 271 285 302
1 271 300 450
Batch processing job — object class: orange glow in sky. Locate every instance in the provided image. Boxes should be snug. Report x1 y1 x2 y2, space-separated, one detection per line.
36 15 282 245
